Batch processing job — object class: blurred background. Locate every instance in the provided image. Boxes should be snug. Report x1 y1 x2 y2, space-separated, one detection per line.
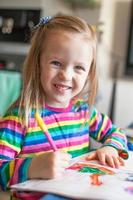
0 0 133 130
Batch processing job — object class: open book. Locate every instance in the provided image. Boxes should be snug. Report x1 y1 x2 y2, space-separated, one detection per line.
11 153 133 200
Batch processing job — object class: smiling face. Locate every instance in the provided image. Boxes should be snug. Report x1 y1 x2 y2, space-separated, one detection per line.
40 30 93 108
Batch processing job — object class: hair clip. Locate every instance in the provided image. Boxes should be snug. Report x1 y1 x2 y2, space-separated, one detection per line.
34 16 52 29
39 16 52 25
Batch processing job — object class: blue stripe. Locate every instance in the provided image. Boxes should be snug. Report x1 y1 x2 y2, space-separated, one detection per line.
18 158 32 182
25 134 45 142
24 129 89 146
0 162 8 190
0 128 24 141
53 129 89 141
24 138 46 145
49 126 89 137
0 155 12 160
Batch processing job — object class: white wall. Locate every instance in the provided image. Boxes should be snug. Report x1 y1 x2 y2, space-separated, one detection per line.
73 7 100 25
41 0 73 16
95 78 133 129
0 0 41 9
115 79 133 128
0 0 73 15
95 79 113 116
96 0 133 128
0 0 133 127
97 0 132 79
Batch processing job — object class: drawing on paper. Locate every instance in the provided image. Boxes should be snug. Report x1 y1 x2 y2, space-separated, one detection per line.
68 162 115 175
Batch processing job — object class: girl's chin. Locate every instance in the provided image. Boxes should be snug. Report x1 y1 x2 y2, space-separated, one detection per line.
45 99 70 108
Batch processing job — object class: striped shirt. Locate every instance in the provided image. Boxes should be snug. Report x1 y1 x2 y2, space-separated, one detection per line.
0 99 128 199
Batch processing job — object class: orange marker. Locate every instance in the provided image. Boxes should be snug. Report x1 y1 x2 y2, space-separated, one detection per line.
90 174 102 186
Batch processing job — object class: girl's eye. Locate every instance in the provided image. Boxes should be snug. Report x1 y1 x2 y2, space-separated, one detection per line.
75 66 85 71
51 60 61 67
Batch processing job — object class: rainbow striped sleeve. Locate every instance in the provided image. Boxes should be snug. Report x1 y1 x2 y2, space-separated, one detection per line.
0 112 32 190
89 107 128 159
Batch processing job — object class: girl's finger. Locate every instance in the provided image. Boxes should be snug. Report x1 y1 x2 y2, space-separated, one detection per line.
118 156 125 166
97 152 106 165
85 151 97 161
105 155 115 168
112 157 121 168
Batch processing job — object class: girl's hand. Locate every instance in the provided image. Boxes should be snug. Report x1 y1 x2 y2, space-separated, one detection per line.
86 146 125 168
28 151 71 179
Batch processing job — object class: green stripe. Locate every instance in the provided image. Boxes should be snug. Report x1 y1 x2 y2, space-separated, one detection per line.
49 123 83 131
2 162 10 189
5 108 19 117
21 158 32 182
27 124 84 134
68 146 88 158
26 130 42 136
1 137 21 148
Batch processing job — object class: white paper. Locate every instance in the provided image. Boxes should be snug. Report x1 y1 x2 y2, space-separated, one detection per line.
11 152 133 200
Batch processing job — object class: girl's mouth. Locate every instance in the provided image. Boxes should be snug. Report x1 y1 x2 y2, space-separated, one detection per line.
54 84 71 92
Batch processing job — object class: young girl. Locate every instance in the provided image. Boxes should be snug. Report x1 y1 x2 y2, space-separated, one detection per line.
0 15 128 200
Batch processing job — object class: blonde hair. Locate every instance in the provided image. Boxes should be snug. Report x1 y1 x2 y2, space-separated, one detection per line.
14 15 98 125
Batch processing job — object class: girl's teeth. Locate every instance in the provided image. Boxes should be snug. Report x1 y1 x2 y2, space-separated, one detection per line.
55 84 70 91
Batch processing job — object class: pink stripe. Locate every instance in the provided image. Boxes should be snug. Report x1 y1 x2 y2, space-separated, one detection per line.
111 132 126 139
105 139 122 148
99 120 112 139
22 143 51 153
90 115 101 131
1 119 22 127
22 135 89 153
0 120 25 135
57 139 89 150
10 159 24 185
56 134 89 144
29 111 87 124
90 120 98 132
0 145 18 158
57 137 89 148
46 112 86 124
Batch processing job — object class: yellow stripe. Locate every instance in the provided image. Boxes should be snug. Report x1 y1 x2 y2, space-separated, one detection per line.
19 142 89 158
4 116 22 123
10 160 15 177
97 115 108 141
89 114 97 126
64 142 88 151
27 127 41 132
28 119 85 132
53 119 85 126
0 140 20 152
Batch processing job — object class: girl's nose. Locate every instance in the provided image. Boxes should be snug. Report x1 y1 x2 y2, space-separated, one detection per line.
58 67 73 81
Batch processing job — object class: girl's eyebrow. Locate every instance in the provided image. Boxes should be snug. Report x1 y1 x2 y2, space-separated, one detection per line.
75 62 88 67
75 62 85 65
48 55 62 60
